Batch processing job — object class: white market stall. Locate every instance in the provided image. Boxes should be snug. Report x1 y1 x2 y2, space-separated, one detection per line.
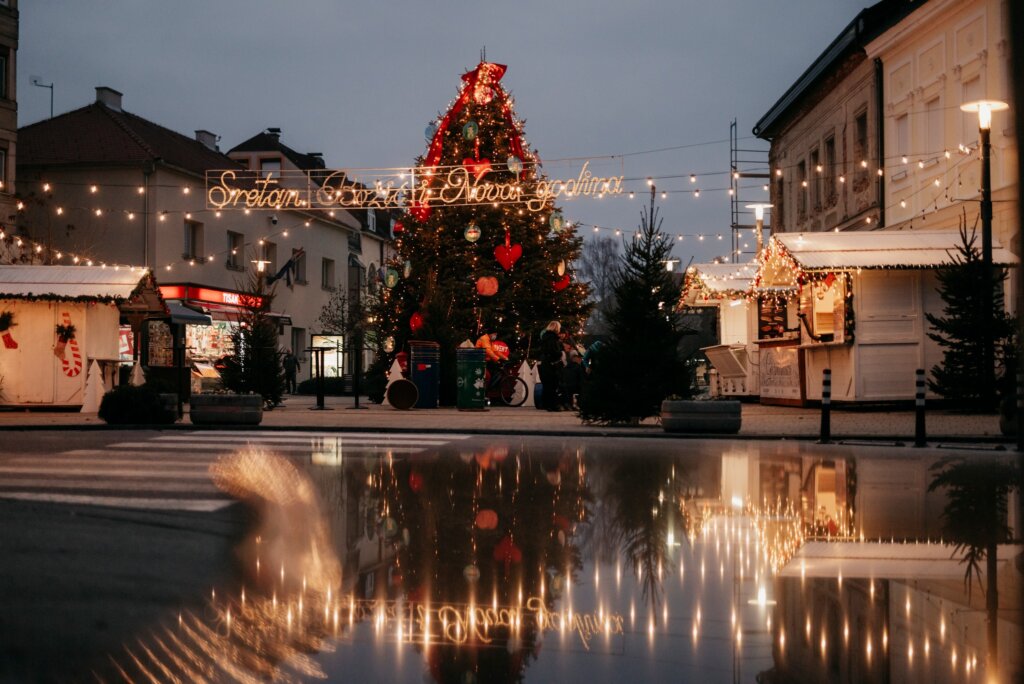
680 262 760 397
755 230 1017 404
0 266 164 407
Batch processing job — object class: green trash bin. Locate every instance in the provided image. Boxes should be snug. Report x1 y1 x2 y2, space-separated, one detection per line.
456 347 487 411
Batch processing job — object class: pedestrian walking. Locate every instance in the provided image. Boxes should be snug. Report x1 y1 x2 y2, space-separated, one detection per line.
561 350 585 409
283 349 300 394
539 321 564 411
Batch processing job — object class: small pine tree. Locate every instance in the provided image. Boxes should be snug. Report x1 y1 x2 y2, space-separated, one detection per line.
219 273 286 408
926 222 1015 407
579 192 691 424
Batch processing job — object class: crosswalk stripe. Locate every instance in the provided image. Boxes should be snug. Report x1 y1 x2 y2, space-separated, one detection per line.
149 434 454 445
0 492 232 512
0 466 214 478
0 478 223 491
8 455 215 467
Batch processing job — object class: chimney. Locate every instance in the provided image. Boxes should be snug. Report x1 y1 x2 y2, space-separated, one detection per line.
308 152 325 168
195 130 219 151
95 86 123 112
266 127 282 141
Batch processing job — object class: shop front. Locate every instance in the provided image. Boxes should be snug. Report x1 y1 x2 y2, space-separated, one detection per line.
755 230 1017 404
156 283 290 395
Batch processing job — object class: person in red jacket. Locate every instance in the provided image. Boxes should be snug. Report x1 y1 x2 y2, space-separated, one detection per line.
476 332 508 388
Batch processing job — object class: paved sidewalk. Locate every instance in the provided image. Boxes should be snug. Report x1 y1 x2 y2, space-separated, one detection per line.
0 394 1009 441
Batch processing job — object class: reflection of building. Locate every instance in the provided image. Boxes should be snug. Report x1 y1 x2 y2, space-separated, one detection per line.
770 541 1023 683
0 0 17 231
16 91 387 384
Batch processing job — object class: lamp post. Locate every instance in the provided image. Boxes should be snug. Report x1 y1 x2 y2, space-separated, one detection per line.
745 204 773 256
960 99 1009 409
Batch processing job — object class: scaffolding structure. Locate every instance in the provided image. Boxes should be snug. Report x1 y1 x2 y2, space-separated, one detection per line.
729 119 771 263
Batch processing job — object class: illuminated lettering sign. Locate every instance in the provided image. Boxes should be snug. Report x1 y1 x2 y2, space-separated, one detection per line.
159 285 262 309
346 596 624 650
205 161 624 213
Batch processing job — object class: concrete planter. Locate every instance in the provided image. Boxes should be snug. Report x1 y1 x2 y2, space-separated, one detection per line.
661 399 741 434
189 393 263 426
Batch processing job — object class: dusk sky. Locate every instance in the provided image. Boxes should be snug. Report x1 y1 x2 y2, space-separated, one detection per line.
18 0 868 265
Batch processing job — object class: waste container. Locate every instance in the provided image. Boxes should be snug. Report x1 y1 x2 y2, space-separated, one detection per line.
456 347 487 410
409 341 441 408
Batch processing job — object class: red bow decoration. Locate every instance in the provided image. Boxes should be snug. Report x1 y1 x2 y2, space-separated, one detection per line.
421 62 526 179
463 157 492 181
552 274 570 291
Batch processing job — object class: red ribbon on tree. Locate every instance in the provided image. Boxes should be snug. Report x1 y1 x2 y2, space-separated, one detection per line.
421 62 528 184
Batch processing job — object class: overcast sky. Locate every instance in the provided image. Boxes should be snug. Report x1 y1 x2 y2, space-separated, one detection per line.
18 0 869 265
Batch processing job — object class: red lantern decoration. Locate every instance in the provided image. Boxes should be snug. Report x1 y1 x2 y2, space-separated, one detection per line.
393 221 404 234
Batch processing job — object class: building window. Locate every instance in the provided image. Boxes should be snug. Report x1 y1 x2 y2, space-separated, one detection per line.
261 240 277 274
961 76 983 145
348 228 361 253
0 49 8 100
227 231 244 270
367 209 377 233
0 148 7 190
290 328 306 361
183 220 204 260
293 248 307 284
823 136 836 205
809 148 820 210
260 158 281 179
775 178 784 230
895 113 910 161
853 111 868 165
797 160 807 219
322 257 335 290
925 97 942 155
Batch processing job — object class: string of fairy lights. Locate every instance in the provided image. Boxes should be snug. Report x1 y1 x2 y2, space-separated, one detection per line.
0 129 1001 273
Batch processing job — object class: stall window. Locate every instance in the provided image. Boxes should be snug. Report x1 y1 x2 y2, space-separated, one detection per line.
757 298 789 339
292 248 307 284
226 231 244 270
183 220 204 260
801 274 847 343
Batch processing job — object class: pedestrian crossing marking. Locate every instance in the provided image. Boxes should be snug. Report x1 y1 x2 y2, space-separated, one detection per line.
0 492 232 512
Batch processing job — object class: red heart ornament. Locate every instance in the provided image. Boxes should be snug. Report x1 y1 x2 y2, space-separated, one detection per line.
463 157 492 181
552 274 570 291
494 243 522 271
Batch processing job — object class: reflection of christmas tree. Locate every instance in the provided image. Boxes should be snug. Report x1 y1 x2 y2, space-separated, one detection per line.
377 446 588 683
371 62 590 404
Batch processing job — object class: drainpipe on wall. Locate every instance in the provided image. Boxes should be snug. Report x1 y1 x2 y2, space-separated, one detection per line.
874 58 885 228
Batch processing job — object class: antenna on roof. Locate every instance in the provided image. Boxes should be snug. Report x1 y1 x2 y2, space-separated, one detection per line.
480 46 486 62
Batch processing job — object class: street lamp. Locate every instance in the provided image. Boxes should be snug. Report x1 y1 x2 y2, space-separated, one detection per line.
960 99 1009 408
745 204 773 256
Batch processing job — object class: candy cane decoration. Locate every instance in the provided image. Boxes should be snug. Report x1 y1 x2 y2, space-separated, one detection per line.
60 312 82 378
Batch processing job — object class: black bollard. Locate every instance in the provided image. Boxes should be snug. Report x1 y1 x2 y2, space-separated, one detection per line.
819 368 832 444
914 368 926 448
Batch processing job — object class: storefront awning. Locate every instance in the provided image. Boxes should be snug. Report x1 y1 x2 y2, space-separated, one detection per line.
167 301 213 325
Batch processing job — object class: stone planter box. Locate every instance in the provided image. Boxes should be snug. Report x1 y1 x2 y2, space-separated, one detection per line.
189 393 263 426
661 399 741 434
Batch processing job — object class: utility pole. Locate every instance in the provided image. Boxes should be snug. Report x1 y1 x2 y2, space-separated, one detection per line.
30 76 53 118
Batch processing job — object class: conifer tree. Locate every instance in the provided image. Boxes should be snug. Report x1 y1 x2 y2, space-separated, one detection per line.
926 223 1015 406
579 191 691 424
219 272 286 409
370 62 590 404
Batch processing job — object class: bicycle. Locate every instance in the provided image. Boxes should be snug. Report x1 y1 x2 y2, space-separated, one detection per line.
485 362 530 407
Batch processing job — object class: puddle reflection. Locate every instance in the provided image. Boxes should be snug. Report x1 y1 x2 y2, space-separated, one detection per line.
102 440 1020 683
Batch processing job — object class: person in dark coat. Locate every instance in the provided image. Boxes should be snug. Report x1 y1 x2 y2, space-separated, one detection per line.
561 350 585 409
282 349 300 394
539 321 564 411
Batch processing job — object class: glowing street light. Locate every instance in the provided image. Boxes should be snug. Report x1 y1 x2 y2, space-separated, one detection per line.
745 204 773 256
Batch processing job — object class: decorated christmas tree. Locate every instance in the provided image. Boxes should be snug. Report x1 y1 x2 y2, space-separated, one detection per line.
371 61 590 404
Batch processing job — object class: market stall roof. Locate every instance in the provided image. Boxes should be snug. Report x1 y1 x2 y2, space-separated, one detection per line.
773 229 1018 270
681 262 759 306
0 265 162 303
